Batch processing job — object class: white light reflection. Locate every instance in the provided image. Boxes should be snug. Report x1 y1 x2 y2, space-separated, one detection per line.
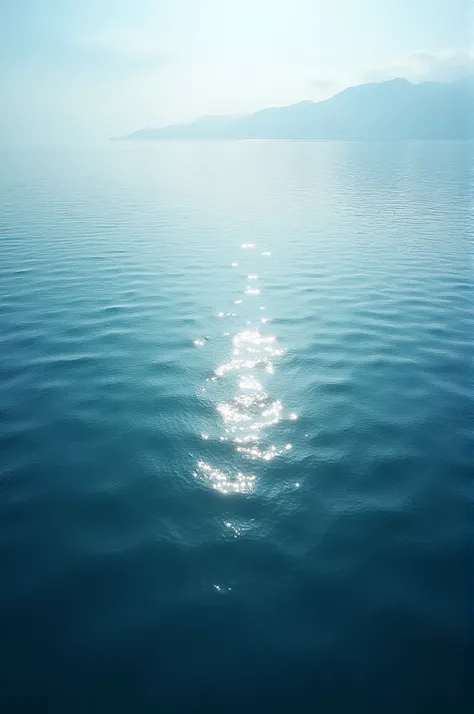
194 247 296 495
224 521 245 538
214 584 232 593
194 460 256 494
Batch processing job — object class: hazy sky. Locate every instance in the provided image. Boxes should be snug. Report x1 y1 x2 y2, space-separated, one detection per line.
0 0 471 145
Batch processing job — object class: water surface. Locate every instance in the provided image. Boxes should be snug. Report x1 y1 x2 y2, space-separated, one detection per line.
0 142 470 713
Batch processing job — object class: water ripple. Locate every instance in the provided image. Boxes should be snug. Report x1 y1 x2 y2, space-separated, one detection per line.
0 143 470 710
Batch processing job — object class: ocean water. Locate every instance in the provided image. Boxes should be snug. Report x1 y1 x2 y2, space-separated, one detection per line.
0 142 470 713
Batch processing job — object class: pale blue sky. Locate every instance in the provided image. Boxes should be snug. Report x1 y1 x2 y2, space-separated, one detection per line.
0 0 470 145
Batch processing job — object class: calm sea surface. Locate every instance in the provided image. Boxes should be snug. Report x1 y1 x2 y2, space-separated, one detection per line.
0 142 471 712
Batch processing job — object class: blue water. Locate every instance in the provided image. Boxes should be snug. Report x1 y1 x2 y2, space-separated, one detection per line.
0 142 470 713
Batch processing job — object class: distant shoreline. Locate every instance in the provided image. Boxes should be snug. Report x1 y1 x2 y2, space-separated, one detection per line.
119 77 473 142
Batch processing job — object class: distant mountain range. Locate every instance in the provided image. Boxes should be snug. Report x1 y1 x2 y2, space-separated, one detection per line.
121 77 473 141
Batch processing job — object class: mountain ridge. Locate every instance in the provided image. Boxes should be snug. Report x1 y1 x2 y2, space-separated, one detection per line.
120 77 473 141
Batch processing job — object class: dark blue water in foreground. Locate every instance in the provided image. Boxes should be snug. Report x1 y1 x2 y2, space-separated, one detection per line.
0 142 471 713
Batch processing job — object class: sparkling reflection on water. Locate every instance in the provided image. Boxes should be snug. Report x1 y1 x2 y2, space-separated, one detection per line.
194 244 294 494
